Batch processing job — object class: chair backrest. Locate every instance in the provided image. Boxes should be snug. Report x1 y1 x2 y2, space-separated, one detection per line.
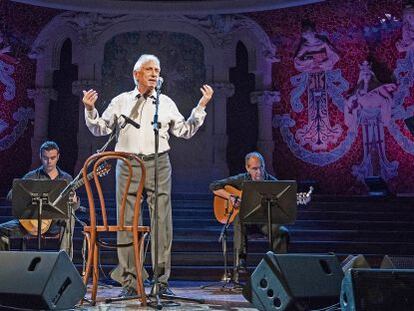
82 151 146 230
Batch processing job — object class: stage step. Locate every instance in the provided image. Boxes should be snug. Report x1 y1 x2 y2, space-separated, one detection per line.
1 193 414 281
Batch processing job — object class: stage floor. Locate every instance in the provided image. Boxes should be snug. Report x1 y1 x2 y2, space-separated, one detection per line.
79 281 257 310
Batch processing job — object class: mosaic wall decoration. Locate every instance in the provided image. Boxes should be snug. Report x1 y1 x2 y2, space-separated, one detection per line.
250 0 414 194
2 0 414 195
0 1 59 194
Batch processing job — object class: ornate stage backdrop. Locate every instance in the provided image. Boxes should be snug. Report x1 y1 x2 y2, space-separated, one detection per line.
1 0 414 195
249 0 414 194
0 2 59 194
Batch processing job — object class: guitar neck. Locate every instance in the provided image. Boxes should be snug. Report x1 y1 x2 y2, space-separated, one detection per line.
70 170 95 192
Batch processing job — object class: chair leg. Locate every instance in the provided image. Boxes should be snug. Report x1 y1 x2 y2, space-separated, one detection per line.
81 232 95 306
82 233 93 286
91 243 99 305
133 232 146 306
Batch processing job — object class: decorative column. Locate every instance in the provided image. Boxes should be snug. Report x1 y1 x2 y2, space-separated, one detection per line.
72 79 101 172
211 82 234 177
250 90 280 175
27 87 57 168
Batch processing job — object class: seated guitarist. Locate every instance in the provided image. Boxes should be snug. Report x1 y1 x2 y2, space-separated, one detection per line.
0 141 78 258
209 152 289 273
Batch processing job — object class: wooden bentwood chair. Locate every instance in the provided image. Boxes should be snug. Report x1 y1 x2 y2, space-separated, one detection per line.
82 151 150 306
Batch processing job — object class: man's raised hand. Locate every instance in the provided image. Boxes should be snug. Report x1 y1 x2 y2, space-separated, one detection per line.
198 84 214 108
82 89 98 111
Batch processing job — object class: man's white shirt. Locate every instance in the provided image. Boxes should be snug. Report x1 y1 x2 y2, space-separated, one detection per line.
85 88 206 155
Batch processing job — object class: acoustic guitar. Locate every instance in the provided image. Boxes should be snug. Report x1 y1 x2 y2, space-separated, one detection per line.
19 163 111 235
214 185 313 224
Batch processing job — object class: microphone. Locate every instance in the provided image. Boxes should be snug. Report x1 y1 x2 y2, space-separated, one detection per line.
78 206 88 213
156 77 164 90
120 114 140 129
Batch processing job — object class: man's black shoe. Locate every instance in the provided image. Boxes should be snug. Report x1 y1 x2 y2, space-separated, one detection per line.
159 283 175 296
117 287 138 298
151 283 175 296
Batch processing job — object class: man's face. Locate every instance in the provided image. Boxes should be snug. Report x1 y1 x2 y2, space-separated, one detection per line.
134 60 160 90
302 29 315 41
246 157 264 181
40 149 59 173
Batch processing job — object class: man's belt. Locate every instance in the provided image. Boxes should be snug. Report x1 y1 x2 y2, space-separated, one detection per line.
136 151 168 161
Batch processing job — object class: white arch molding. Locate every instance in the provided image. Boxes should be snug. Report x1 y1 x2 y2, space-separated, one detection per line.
12 0 325 15
30 12 278 191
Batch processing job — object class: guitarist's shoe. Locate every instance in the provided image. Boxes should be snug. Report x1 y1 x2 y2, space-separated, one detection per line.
236 258 247 273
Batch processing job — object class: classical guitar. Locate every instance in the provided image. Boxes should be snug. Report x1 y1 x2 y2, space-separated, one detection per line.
214 185 313 224
20 163 111 235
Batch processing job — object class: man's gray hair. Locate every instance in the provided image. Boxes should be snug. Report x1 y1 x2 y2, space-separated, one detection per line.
245 151 265 168
132 54 160 85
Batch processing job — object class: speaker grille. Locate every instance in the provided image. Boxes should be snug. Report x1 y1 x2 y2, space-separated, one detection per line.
380 255 414 269
349 268 414 310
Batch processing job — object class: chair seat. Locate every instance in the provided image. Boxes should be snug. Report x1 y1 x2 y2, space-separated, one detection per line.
83 225 150 233
21 232 62 240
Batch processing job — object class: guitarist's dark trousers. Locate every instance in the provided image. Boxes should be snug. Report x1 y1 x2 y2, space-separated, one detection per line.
233 215 289 265
0 217 75 258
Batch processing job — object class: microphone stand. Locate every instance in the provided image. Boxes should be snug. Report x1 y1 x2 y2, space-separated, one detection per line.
201 201 242 291
150 83 169 310
149 83 204 310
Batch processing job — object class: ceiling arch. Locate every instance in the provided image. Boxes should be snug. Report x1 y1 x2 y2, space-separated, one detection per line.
11 0 324 14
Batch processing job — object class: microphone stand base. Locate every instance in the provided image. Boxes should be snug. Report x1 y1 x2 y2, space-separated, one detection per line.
201 272 244 291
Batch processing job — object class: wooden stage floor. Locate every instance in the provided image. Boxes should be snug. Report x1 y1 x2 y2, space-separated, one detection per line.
78 281 257 310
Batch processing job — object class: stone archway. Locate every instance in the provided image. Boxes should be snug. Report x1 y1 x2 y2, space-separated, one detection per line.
30 12 277 191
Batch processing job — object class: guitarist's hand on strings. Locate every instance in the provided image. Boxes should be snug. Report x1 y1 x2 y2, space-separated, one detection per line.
69 190 78 202
229 194 241 209
69 190 80 210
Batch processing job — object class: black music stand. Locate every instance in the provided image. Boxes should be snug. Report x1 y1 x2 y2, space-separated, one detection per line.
12 179 69 250
239 181 297 250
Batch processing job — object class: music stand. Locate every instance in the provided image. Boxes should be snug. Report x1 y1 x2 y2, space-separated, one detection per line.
12 179 69 250
239 180 297 250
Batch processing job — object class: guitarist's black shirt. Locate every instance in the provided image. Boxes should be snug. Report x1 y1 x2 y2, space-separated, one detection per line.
209 171 277 192
6 166 72 201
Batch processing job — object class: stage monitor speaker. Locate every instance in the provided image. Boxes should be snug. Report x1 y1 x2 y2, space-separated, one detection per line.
0 250 86 310
340 268 414 311
341 254 370 273
380 255 414 269
243 252 343 311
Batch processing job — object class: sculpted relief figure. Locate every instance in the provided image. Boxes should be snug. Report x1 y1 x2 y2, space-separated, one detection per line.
344 61 398 180
344 61 395 132
294 20 340 73
396 6 414 53
0 32 17 64
0 31 17 102
292 20 342 151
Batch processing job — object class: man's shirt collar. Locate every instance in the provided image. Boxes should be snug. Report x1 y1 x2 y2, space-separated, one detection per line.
133 88 156 101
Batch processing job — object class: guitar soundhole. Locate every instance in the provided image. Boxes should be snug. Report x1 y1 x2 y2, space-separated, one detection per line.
28 257 41 271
